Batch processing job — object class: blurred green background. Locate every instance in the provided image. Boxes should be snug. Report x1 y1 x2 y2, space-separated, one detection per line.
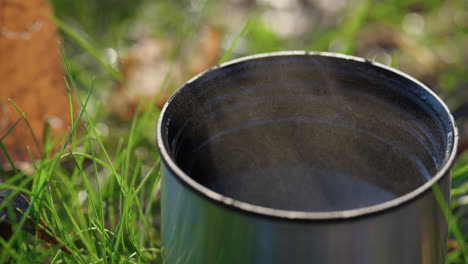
51 0 468 104
52 0 468 262
4 0 468 262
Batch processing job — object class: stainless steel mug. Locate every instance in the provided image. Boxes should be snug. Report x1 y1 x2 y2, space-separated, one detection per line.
157 51 458 264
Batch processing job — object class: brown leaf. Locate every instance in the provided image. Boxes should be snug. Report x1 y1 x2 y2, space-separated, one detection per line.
110 37 180 121
0 0 72 170
355 24 437 84
187 25 222 76
0 189 71 253
110 25 222 121
447 238 459 252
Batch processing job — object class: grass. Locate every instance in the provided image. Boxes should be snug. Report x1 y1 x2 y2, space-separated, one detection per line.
1 0 467 263
0 54 162 262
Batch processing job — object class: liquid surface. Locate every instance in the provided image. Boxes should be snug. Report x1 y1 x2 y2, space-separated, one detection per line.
206 167 396 211
182 116 433 211
169 66 444 212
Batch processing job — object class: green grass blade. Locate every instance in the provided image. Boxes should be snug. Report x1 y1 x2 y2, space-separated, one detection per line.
432 184 468 263
0 141 18 172
218 18 252 64
53 17 122 81
61 77 93 150
7 99 42 153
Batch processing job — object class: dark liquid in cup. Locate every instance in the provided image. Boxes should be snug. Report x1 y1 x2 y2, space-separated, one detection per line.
185 121 430 212
206 166 397 212
174 81 442 211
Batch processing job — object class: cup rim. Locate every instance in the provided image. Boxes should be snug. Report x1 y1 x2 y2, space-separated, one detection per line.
156 51 458 221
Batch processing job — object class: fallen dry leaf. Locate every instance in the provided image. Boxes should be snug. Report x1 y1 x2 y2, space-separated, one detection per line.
186 24 222 76
0 0 72 170
0 189 71 253
447 238 459 252
355 24 437 84
110 37 180 121
110 25 222 121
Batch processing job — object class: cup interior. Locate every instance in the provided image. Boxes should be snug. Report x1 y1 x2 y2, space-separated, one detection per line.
160 54 454 212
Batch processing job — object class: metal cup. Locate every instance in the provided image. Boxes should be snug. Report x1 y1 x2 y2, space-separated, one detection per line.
157 51 458 264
